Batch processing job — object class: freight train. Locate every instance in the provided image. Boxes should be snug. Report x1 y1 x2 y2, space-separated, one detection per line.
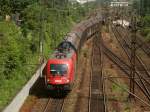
43 16 102 91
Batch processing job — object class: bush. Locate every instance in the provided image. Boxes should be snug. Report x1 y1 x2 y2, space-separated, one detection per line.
146 32 150 41
142 15 150 27
0 21 39 110
140 15 150 41
140 27 150 36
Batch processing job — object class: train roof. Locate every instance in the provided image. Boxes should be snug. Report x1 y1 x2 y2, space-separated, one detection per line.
49 49 75 60
72 15 102 32
49 41 76 60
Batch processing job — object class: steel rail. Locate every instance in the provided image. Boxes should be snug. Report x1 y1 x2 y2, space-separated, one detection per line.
102 44 150 101
133 29 150 57
43 98 53 112
123 26 150 57
43 98 65 112
108 78 150 107
96 33 107 112
136 37 150 57
113 26 150 79
104 76 150 79
112 26 150 83
88 34 105 112
41 95 65 112
99 35 107 112
116 26 150 75
110 26 150 99
117 26 150 77
112 26 150 84
88 38 94 112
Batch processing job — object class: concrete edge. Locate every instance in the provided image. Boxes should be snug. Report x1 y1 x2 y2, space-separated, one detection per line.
3 62 46 112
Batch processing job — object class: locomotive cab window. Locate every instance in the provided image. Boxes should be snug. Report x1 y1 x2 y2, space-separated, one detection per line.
50 64 68 76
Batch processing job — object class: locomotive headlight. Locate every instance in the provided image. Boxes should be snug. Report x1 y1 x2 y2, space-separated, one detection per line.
66 79 69 83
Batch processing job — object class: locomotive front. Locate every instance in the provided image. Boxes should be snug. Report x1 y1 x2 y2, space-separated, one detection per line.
44 42 76 90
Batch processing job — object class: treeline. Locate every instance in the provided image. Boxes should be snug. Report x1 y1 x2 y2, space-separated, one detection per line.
0 0 38 16
133 0 150 41
0 0 96 110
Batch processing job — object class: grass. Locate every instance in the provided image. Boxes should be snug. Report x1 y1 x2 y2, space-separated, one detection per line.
111 80 129 101
0 59 38 111
0 45 40 110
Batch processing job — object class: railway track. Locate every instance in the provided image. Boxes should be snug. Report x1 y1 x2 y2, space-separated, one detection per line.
112 26 150 77
31 92 66 112
88 34 106 112
111 25 150 101
102 43 150 104
112 25 150 79
119 26 150 57
43 98 65 112
136 37 150 57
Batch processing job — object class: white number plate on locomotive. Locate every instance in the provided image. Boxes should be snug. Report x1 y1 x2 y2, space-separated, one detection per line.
55 80 62 83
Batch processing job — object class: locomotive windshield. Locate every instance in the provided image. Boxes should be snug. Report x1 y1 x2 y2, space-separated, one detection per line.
50 64 68 76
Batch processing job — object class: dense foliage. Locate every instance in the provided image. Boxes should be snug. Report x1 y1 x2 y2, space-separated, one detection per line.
140 15 150 41
133 0 150 41
0 0 96 110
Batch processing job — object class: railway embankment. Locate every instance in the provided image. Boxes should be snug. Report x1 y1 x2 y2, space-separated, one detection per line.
3 63 46 112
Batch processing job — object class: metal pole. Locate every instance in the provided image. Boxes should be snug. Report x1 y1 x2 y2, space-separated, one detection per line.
52 0 54 8
129 15 137 100
39 0 44 61
122 6 123 26
0 34 2 48
52 0 56 48
140 0 142 16
87 0 89 13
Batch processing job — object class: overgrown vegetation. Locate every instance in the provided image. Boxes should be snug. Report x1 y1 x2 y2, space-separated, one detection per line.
140 15 150 41
133 0 150 41
0 0 96 110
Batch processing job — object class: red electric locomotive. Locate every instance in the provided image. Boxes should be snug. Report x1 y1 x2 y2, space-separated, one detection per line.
43 15 102 91
43 41 77 90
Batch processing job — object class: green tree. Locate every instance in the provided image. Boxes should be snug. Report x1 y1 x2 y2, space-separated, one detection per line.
0 0 38 16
